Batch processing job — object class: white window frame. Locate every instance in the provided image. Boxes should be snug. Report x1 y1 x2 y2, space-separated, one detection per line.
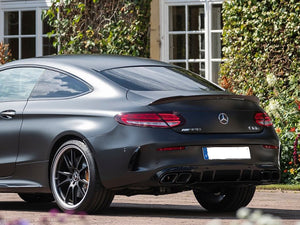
0 0 52 59
160 0 224 83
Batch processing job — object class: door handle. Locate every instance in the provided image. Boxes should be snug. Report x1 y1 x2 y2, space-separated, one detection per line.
0 110 16 119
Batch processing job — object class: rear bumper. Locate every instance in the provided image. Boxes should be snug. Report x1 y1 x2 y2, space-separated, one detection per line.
87 125 280 189
157 165 280 186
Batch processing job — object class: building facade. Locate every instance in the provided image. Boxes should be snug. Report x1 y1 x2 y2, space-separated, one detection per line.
0 0 224 83
0 0 55 60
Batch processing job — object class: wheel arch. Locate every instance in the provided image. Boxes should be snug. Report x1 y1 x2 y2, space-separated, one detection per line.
48 132 96 185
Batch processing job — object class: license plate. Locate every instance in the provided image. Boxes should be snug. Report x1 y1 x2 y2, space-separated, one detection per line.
203 147 251 160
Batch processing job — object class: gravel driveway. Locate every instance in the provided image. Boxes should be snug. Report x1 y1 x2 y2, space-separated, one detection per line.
0 190 299 225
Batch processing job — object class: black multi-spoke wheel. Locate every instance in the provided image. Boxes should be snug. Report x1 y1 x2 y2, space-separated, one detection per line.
50 140 114 213
193 185 256 212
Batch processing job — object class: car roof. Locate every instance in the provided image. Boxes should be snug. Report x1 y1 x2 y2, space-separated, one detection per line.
2 55 171 72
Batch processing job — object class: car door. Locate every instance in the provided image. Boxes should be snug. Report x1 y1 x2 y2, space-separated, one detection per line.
0 67 43 176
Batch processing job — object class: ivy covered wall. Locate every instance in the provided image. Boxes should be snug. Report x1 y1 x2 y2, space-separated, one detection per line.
220 0 300 183
45 0 151 57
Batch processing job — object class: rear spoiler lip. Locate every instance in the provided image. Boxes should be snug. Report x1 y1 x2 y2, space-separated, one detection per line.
149 94 260 106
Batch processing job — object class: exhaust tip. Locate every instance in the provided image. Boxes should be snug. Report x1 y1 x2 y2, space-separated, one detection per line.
160 173 178 184
160 173 192 184
176 173 192 184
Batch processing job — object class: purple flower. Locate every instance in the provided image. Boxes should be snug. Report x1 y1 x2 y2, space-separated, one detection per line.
49 208 60 217
293 134 300 165
66 210 75 215
9 219 30 225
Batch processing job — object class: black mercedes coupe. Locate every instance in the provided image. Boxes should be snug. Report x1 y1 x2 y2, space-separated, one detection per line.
0 55 280 213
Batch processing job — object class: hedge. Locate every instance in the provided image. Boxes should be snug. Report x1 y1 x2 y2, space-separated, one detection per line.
220 0 300 183
44 0 151 57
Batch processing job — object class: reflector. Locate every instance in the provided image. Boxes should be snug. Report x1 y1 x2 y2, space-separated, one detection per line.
263 145 279 149
157 146 186 151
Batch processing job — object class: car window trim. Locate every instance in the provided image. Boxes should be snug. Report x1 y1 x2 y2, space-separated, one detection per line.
0 65 93 101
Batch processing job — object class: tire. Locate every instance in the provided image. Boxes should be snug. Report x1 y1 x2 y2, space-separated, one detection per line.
18 193 54 203
193 185 256 212
50 140 114 213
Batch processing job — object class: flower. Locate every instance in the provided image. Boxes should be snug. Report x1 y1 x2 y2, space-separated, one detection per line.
236 207 251 219
290 127 296 132
284 169 288 173
10 219 30 225
49 208 60 217
296 100 300 110
290 168 295 174
266 99 280 118
266 73 277 86
289 161 293 165
275 127 281 134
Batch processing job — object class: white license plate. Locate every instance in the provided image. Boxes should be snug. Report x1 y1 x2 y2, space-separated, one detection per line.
203 147 251 160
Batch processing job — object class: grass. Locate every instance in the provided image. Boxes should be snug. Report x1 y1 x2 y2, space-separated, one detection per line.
257 184 300 191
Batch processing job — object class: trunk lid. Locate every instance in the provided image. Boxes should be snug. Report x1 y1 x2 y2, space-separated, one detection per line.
128 91 263 134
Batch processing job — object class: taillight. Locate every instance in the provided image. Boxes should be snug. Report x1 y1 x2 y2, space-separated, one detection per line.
254 112 273 127
115 112 183 128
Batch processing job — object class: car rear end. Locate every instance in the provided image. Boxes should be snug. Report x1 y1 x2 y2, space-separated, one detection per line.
114 96 279 186
92 66 280 193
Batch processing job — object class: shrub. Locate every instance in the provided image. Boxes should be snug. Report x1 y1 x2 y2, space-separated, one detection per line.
220 0 300 183
44 0 151 57
0 42 11 65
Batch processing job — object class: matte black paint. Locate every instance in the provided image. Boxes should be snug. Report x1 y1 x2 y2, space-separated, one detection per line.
0 55 280 195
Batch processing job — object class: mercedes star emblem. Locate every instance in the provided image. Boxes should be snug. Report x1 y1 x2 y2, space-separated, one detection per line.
218 113 229 125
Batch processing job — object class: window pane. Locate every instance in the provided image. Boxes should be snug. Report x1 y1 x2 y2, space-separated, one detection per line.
21 38 36 59
212 62 221 83
0 68 43 101
169 34 185 60
4 11 18 35
100 67 221 91
189 62 205 77
211 33 222 59
172 62 186 70
21 11 36 35
4 38 19 60
188 5 204 31
211 4 223 30
31 70 90 98
169 6 185 31
43 37 56 55
188 34 205 59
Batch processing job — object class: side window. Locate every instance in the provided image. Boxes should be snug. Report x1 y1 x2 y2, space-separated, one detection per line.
0 68 44 101
30 70 90 98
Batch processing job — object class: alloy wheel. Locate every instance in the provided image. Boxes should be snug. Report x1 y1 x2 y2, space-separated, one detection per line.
51 145 90 209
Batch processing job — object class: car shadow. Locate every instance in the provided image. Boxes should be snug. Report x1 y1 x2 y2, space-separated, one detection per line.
0 201 299 221
106 203 300 220
0 201 56 212
107 202 236 219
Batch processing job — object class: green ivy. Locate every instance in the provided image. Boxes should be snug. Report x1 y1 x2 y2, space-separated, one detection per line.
0 42 11 65
44 0 151 57
220 0 300 183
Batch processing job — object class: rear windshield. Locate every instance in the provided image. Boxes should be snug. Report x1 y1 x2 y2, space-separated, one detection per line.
99 66 222 91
